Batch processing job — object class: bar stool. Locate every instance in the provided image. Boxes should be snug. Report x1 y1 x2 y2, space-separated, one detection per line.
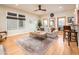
69 30 78 46
63 26 71 42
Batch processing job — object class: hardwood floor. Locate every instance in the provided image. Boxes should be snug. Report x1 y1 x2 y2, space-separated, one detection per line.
0 32 79 55
46 35 79 55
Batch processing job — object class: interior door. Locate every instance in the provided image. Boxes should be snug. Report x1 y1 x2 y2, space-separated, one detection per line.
57 17 66 31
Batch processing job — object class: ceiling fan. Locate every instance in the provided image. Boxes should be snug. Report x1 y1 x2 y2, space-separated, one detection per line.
34 5 46 11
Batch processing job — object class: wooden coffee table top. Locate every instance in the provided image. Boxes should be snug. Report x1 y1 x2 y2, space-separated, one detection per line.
29 31 47 40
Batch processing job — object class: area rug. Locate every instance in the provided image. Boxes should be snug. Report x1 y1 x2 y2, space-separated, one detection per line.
16 36 56 55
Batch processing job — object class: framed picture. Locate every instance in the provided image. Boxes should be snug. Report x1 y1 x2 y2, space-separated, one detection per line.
68 17 74 23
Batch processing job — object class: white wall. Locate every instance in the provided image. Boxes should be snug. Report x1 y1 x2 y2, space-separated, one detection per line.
0 5 39 36
0 6 7 31
0 5 75 36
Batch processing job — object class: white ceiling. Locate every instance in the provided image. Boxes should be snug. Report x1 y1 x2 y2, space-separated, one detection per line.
2 4 76 16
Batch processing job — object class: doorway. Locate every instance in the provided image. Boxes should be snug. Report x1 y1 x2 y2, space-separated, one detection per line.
57 17 66 31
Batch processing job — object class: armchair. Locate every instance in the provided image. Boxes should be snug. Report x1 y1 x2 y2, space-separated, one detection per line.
0 31 7 41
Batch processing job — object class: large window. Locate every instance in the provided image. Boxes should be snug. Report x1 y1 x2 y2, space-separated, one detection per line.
49 18 55 28
7 19 18 30
43 20 48 27
19 20 24 28
57 17 65 31
50 20 55 27
7 12 25 30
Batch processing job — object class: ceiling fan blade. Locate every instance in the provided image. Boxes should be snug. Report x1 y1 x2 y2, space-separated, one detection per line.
34 5 46 12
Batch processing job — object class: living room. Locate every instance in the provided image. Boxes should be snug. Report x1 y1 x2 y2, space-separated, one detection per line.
0 4 79 55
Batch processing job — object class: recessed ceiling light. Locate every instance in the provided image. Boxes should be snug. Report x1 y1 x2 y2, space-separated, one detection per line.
59 6 62 8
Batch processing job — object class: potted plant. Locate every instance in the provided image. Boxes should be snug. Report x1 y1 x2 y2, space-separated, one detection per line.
37 20 42 30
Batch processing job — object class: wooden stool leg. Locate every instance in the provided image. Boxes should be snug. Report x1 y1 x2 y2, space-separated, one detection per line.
76 33 78 47
63 32 65 42
68 32 71 46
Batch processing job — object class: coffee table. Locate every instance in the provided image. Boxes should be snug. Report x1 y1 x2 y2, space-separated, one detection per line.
29 31 47 40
